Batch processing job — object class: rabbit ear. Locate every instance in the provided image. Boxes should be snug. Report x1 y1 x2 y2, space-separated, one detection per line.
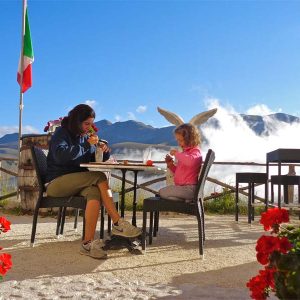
157 107 185 126
189 108 217 126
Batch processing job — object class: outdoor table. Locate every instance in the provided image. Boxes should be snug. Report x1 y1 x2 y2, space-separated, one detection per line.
80 161 160 226
266 148 300 203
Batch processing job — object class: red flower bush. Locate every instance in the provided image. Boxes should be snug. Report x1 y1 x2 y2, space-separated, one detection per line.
0 216 12 280
247 208 300 300
0 253 12 277
247 267 276 300
0 217 11 233
260 207 289 232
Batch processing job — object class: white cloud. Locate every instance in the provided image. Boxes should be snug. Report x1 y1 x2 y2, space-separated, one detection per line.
85 100 97 108
200 98 300 198
127 112 136 120
23 125 39 134
0 125 39 138
136 105 147 113
245 104 274 116
114 115 122 122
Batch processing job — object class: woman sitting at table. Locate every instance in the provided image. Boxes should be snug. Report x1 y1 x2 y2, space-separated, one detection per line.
46 104 141 259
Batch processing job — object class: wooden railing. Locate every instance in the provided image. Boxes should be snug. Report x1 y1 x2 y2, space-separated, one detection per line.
112 160 299 202
0 157 18 201
0 156 299 205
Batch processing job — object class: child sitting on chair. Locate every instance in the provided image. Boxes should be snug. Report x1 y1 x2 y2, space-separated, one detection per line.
159 123 202 201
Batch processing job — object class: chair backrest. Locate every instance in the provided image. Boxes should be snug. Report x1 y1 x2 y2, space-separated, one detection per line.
31 146 49 190
194 149 215 202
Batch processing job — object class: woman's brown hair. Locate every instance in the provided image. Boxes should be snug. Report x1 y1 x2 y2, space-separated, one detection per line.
61 104 96 136
174 123 201 147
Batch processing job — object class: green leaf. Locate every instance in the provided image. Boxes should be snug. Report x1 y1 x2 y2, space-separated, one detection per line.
277 253 300 271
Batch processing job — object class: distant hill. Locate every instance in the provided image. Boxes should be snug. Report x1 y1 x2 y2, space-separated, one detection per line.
95 119 176 145
0 133 19 144
240 113 300 135
1 113 299 156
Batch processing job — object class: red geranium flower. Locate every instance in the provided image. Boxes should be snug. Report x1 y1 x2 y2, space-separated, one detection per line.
247 267 276 300
0 217 11 233
247 274 269 300
256 252 270 265
0 253 12 276
258 267 276 289
260 208 289 232
256 235 280 255
278 236 292 254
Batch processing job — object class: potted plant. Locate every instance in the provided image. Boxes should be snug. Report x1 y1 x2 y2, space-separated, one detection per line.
247 208 300 299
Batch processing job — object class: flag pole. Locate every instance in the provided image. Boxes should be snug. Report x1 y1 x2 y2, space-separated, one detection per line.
17 0 26 201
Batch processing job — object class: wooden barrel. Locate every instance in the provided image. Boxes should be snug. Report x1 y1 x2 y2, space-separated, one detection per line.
18 134 51 211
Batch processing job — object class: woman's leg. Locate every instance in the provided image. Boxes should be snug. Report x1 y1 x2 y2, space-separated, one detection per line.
96 180 141 237
84 199 100 242
47 172 106 242
47 171 140 238
97 180 119 223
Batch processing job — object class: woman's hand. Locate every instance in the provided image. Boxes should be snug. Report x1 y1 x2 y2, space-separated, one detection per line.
170 149 178 156
87 135 99 145
98 142 110 153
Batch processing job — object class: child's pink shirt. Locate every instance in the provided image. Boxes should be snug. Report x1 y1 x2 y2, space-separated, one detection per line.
169 146 202 186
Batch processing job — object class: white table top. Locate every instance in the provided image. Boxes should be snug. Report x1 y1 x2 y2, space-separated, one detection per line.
80 162 161 172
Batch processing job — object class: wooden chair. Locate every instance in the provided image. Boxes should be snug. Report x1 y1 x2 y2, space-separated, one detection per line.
30 146 87 246
141 149 215 256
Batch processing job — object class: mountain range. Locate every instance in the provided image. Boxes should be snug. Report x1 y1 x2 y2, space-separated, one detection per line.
0 112 299 157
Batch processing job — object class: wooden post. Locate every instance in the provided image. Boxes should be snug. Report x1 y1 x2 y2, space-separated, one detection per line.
287 165 296 203
18 134 51 211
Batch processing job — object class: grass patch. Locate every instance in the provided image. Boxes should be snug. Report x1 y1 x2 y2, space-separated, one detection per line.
0 205 23 216
204 189 266 216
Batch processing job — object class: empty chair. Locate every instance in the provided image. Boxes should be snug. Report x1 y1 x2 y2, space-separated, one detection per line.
271 175 300 212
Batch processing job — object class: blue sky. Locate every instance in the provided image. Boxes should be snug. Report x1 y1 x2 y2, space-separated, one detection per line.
1 0 300 136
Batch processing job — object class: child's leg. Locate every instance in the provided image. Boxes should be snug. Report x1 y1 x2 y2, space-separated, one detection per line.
159 185 196 201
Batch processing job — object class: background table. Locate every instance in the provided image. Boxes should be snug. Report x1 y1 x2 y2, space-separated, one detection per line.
80 162 160 226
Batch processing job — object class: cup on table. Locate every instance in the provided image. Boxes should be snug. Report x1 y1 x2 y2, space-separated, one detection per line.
143 147 152 164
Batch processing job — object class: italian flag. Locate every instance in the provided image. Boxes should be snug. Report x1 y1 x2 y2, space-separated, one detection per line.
17 2 34 93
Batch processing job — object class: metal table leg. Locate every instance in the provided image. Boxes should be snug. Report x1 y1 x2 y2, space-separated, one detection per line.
120 169 127 218
132 170 138 226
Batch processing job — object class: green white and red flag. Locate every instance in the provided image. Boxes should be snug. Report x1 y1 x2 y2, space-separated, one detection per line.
17 1 34 93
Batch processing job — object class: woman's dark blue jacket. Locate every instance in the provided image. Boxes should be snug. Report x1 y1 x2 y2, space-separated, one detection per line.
46 127 110 182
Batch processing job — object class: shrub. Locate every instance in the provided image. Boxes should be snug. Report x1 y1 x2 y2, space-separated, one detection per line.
247 208 300 300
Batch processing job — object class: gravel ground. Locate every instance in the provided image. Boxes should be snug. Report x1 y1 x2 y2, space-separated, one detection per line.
0 213 266 299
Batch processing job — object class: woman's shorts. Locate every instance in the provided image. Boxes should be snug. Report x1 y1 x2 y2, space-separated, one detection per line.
46 171 107 202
